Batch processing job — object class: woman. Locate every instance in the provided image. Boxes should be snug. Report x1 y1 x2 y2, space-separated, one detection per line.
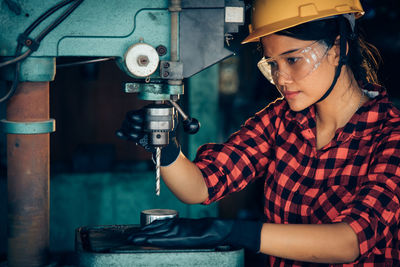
117 0 400 265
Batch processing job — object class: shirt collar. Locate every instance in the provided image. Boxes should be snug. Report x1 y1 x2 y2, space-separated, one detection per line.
283 83 391 143
284 102 316 130
340 83 390 141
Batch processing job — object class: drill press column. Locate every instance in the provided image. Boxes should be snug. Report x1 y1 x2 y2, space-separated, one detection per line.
7 82 50 267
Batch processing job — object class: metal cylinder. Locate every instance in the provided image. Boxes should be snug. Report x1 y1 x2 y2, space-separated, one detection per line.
168 0 181 62
7 82 50 267
144 103 174 147
168 0 183 88
140 209 178 226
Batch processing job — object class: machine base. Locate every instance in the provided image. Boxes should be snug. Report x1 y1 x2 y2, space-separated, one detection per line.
75 225 244 267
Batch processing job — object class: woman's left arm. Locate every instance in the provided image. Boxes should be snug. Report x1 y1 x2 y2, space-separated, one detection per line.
259 222 359 264
259 132 400 264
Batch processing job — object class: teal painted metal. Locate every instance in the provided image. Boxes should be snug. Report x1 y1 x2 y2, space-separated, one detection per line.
76 247 244 267
0 57 56 82
0 0 172 86
186 64 220 160
18 57 56 82
49 171 217 252
0 118 55 134
124 83 183 100
0 1 170 58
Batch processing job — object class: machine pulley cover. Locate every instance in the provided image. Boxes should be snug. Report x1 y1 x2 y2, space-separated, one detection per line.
124 43 160 77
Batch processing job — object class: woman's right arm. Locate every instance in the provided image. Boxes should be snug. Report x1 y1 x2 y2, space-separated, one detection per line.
128 99 283 205
160 100 283 205
160 152 209 204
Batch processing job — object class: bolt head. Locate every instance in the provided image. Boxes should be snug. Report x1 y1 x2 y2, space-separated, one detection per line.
137 55 149 66
156 45 167 56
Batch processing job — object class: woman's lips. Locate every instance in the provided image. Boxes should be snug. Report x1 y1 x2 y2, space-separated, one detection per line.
283 91 300 99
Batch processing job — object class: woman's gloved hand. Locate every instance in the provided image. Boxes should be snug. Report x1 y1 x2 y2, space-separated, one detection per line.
116 109 152 151
116 108 181 166
128 217 264 252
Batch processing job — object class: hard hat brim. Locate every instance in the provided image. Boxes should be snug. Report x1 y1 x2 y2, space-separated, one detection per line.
242 10 364 44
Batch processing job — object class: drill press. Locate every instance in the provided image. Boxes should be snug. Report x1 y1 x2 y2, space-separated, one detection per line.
0 0 244 264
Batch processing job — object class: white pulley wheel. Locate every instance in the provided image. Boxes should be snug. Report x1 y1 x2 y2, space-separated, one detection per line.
124 43 159 77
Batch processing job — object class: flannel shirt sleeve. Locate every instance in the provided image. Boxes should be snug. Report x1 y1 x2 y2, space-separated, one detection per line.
332 133 400 262
194 102 281 204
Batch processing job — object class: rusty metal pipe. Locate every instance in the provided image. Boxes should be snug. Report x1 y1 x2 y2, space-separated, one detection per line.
7 82 50 267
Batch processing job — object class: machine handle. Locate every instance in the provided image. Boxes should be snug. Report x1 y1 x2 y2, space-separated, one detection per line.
168 100 200 134
182 117 200 134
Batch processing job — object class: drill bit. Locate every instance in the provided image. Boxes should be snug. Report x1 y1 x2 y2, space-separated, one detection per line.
143 102 174 196
155 147 161 196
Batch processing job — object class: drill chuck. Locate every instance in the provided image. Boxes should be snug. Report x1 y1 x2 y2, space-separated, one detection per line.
144 103 174 147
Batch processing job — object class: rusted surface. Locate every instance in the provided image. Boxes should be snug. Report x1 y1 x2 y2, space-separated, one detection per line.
7 82 50 267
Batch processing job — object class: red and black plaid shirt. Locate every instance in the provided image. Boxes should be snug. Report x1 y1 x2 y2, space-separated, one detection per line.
194 84 400 266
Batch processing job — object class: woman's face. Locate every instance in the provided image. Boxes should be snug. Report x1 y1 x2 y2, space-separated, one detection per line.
260 34 338 111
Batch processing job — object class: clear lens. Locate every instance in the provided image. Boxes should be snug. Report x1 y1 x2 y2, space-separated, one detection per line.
257 41 328 84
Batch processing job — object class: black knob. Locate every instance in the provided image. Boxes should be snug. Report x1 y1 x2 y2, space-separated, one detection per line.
183 117 200 134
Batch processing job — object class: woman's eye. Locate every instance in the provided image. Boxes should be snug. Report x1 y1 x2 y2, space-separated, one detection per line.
267 61 278 69
287 57 300 65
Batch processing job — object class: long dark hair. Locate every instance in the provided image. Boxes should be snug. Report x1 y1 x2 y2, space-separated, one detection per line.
274 17 382 85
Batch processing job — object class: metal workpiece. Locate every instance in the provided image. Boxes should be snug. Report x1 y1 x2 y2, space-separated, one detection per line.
140 209 178 226
7 82 51 267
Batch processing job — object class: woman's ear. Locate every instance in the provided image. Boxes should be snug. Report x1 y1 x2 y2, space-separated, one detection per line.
327 36 341 66
327 35 349 66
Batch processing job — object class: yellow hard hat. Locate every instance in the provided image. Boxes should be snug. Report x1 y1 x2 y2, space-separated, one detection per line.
242 0 365 44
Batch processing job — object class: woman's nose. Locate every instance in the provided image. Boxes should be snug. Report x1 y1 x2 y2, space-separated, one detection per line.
274 71 293 86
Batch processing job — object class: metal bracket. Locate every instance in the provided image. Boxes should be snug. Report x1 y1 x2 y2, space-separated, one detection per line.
124 83 183 100
0 119 56 134
159 61 183 80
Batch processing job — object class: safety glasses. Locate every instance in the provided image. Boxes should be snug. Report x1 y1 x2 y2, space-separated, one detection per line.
257 41 329 85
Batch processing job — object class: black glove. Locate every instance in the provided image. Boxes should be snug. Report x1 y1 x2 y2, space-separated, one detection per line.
128 217 263 252
116 108 181 166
